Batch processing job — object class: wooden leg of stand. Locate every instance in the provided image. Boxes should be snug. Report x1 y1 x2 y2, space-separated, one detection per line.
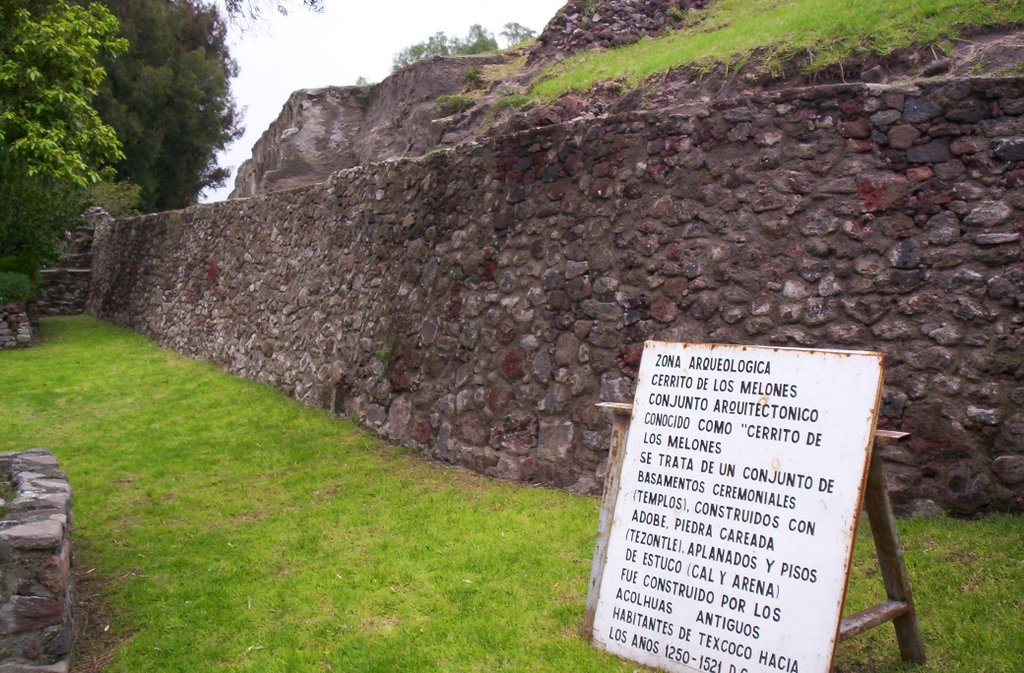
582 407 631 639
863 446 927 664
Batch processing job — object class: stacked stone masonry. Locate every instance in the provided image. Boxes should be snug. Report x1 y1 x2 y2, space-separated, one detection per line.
0 305 31 350
88 78 1024 515
0 449 73 673
36 234 94 318
532 0 710 63
37 207 109 318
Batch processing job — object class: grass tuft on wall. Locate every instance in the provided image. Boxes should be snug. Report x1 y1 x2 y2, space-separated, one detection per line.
532 0 1024 101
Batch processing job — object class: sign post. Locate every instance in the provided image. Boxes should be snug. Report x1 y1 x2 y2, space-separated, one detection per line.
837 430 925 662
585 341 920 673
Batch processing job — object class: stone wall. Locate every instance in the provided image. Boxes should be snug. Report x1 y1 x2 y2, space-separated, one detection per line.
0 304 31 349
89 77 1024 514
0 449 73 673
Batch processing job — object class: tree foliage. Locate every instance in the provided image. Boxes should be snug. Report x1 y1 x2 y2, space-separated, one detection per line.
95 0 242 211
0 0 125 280
392 24 499 72
500 22 536 46
0 159 88 278
86 179 141 218
223 0 323 22
0 0 126 185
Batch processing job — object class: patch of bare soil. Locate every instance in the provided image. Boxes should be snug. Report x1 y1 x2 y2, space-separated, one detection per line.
71 553 129 673
949 29 1024 77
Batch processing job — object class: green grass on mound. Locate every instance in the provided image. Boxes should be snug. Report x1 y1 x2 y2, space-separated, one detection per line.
532 0 1024 100
1 317 1022 672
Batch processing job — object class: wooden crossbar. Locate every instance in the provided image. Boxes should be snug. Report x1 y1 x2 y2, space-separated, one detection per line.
839 600 911 640
847 438 927 663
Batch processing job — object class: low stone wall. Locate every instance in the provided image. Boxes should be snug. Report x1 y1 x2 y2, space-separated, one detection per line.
35 268 91 317
89 77 1024 515
0 449 73 673
0 303 31 349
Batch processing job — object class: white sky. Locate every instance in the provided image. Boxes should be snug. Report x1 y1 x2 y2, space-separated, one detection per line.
202 0 566 203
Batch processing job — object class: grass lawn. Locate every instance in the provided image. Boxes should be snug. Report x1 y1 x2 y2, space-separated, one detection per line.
1 316 1021 672
532 0 1024 100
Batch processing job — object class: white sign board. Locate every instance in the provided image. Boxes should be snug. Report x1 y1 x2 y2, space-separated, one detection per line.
591 342 884 673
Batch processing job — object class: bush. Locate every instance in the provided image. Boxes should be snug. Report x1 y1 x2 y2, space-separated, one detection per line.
436 94 474 115
0 165 87 279
0 272 31 305
463 67 485 90
86 180 142 218
392 24 499 71
495 92 531 111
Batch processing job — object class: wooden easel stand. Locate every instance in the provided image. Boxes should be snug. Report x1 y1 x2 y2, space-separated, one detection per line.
587 404 926 667
837 430 926 664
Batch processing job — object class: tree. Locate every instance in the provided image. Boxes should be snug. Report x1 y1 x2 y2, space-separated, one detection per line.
0 0 126 279
460 24 498 54
222 0 323 22
500 22 536 47
392 32 454 71
95 0 242 211
392 24 499 71
0 0 126 186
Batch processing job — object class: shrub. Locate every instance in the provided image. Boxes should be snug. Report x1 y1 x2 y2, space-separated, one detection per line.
0 167 87 279
495 92 531 111
436 94 474 115
463 67 485 91
0 272 31 305
86 180 142 218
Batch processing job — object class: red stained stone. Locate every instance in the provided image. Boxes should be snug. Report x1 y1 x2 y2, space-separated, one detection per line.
446 285 462 319
888 124 920 150
11 596 63 634
487 388 514 412
501 348 525 379
650 294 680 323
389 366 410 392
481 259 497 281
562 153 581 175
1003 169 1024 188
838 118 872 139
879 213 918 239
906 166 933 182
845 138 873 152
619 344 643 368
857 174 910 212
839 100 864 116
38 546 70 595
413 420 432 444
